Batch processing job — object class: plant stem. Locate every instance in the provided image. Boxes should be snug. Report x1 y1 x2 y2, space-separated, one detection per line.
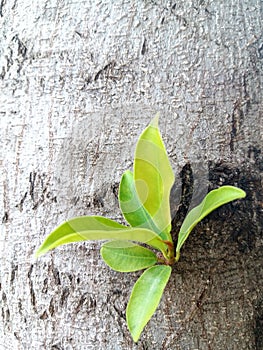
174 251 180 262
163 240 175 265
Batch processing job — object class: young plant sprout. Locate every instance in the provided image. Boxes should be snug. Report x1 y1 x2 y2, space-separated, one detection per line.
36 116 246 342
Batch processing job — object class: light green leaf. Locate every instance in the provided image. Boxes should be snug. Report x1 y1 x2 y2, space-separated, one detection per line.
126 265 171 342
176 186 246 253
36 216 169 258
119 170 160 234
134 116 175 241
100 240 157 272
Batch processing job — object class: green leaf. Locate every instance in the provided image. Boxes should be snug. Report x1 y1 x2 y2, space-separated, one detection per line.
176 186 246 253
36 216 168 258
134 116 175 242
119 170 160 234
127 265 171 342
100 240 157 272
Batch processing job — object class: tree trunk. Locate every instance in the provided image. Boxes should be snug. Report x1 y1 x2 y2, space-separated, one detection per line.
0 1 262 349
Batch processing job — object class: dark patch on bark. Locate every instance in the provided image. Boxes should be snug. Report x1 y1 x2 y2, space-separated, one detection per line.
39 310 48 320
5 308 10 324
12 34 27 58
11 0 17 10
67 273 74 285
258 43 263 59
1 291 7 303
18 299 22 315
1 291 8 328
141 38 147 55
1 308 4 324
42 278 48 294
0 291 11 330
27 265 36 309
75 293 97 314
75 30 82 37
0 34 28 79
0 67 5 79
29 171 37 202
92 193 104 208
80 75 92 90
75 294 87 313
29 284 36 309
94 61 116 81
10 264 18 285
49 297 55 316
2 211 8 223
16 192 28 212
255 298 263 350
14 332 20 340
111 182 119 200
112 291 126 321
0 0 6 17
248 146 263 171
52 268 61 286
171 163 194 241
170 158 261 258
51 344 63 350
17 172 56 211
208 160 262 253
208 161 242 187
72 196 80 205
83 192 105 209
112 302 126 320
60 287 70 307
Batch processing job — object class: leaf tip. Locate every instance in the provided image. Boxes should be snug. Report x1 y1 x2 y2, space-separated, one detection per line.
131 333 140 343
239 188 246 198
127 317 141 343
150 113 160 128
222 185 247 199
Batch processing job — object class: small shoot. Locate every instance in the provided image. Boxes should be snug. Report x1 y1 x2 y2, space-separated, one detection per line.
36 116 246 342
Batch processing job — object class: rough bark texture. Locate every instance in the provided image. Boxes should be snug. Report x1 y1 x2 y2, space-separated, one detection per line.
0 1 262 349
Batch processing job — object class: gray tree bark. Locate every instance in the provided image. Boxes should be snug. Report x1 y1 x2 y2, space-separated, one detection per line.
0 1 262 349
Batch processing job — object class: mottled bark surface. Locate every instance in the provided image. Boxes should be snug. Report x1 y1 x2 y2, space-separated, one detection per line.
0 1 262 349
